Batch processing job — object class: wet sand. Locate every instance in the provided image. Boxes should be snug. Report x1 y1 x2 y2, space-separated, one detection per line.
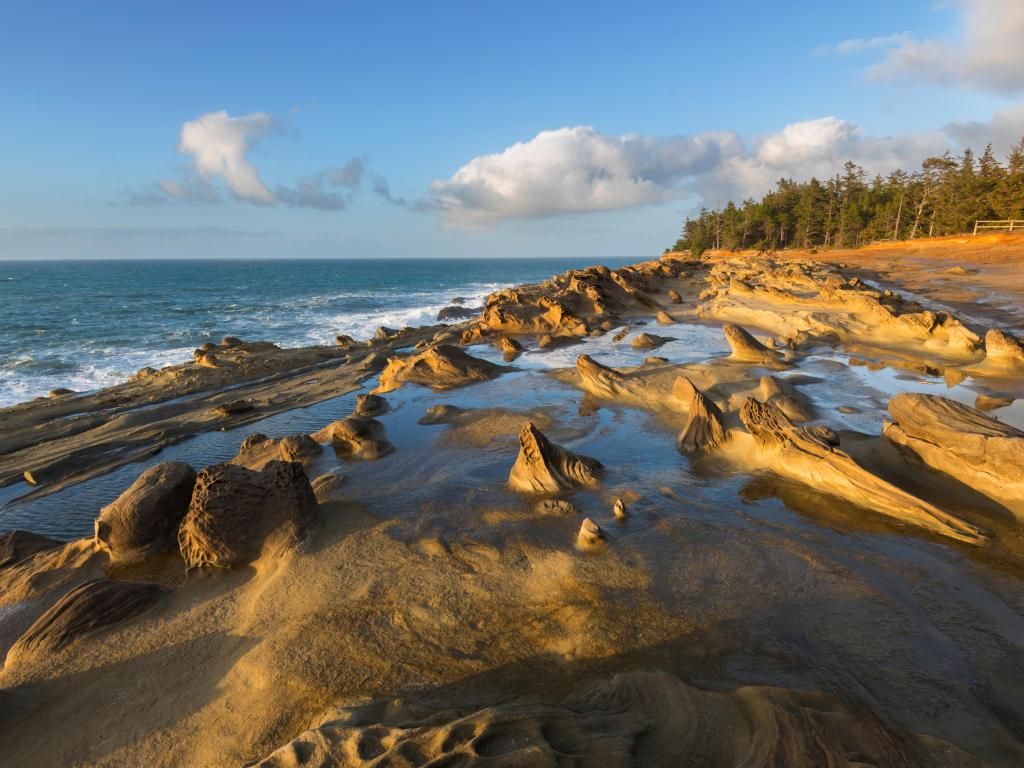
1 242 1024 766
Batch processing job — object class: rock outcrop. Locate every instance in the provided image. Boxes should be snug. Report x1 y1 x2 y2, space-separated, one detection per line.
94 461 197 563
0 530 62 570
983 329 1024 369
676 378 725 452
177 461 317 568
353 393 388 417
5 578 162 668
630 332 674 349
884 393 1024 508
737 399 984 545
373 344 504 393
508 423 603 493
437 305 482 322
313 416 393 460
723 324 785 365
231 433 323 471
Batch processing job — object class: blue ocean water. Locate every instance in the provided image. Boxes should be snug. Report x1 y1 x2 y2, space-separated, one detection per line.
0 257 633 406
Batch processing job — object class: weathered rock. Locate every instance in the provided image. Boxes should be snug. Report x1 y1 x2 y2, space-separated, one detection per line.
535 499 580 515
48 388 74 398
885 393 1024 507
667 288 683 304
311 470 346 502
437 305 481 322
656 310 675 325
757 375 814 422
508 422 603 493
644 356 668 364
613 498 627 519
723 324 784 365
676 378 725 453
220 336 243 347
0 530 62 570
496 336 523 360
131 366 158 381
417 404 463 425
232 433 323 470
576 518 605 549
5 578 162 668
94 461 197 563
373 344 503 393
178 461 317 568
975 393 1014 411
313 417 393 460
353 393 388 417
374 326 398 341
216 399 254 416
334 334 356 347
984 329 1024 368
630 332 674 349
738 399 984 545
200 342 218 352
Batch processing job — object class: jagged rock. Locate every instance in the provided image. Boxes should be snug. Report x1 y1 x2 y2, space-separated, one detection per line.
723 324 784 365
232 433 323 470
984 329 1024 368
739 399 984 545
0 530 62 570
630 332 673 349
353 393 388 417
131 366 157 381
334 334 356 347
535 499 579 515
612 329 629 343
358 351 388 373
313 417 393 460
195 352 220 369
496 336 523 360
311 470 346 502
885 393 1024 507
374 326 398 341
508 423 603 493
5 578 162 668
576 518 605 548
216 399 254 416
373 344 503 393
667 288 683 304
676 378 725 452
437 305 481 322
178 461 317 569
655 310 675 325
94 461 197 563
220 336 244 347
200 342 218 352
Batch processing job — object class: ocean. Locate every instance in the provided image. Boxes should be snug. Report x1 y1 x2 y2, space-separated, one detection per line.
0 257 634 407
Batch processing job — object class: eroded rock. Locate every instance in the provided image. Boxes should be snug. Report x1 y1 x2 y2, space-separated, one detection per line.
177 461 317 568
373 344 503 393
313 417 393 460
508 423 603 493
94 461 197 563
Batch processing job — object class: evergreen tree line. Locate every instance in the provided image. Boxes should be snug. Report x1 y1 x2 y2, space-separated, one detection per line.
671 138 1024 254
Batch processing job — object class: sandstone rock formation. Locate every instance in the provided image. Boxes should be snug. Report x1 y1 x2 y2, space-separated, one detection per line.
437 305 482 322
676 378 725 453
576 517 605 549
885 393 1024 508
374 344 504 393
756 375 814 422
311 470 346 502
177 461 317 568
313 417 393 460
736 399 984 545
508 423 603 493
5 578 162 668
496 336 523 360
353 393 388 417
630 332 674 349
0 530 62 570
231 433 323 471
983 329 1024 369
723 324 784 365
94 461 197 563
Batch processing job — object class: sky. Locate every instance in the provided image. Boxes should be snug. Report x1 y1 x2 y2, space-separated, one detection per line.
1 0 1022 260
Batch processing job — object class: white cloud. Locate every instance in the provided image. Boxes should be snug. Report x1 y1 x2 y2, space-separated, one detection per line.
945 103 1024 156
864 0 1024 94
430 126 738 228
178 111 277 203
817 33 910 55
430 119 947 227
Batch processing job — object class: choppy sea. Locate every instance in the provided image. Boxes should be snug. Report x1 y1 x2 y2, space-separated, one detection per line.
0 257 633 406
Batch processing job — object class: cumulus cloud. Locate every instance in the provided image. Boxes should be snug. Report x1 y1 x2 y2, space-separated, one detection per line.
429 119 947 228
832 0 1024 94
178 110 277 203
430 126 737 227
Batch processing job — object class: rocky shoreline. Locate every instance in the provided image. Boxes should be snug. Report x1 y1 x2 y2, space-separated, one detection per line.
1 246 1024 766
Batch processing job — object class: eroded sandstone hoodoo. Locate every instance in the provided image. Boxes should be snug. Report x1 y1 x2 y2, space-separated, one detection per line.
231 433 323 471
312 417 393 460
508 423 603 493
737 399 984 545
94 461 197 563
885 393 1024 507
373 344 504 393
676 377 725 452
5 578 162 668
177 461 317 568
723 324 785 365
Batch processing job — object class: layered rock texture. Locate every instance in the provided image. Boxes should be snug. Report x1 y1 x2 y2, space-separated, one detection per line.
508 423 603 493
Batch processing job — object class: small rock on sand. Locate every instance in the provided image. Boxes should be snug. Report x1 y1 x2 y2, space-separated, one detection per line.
577 518 605 549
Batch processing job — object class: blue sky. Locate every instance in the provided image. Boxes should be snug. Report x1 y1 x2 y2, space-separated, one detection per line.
1 0 1021 259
